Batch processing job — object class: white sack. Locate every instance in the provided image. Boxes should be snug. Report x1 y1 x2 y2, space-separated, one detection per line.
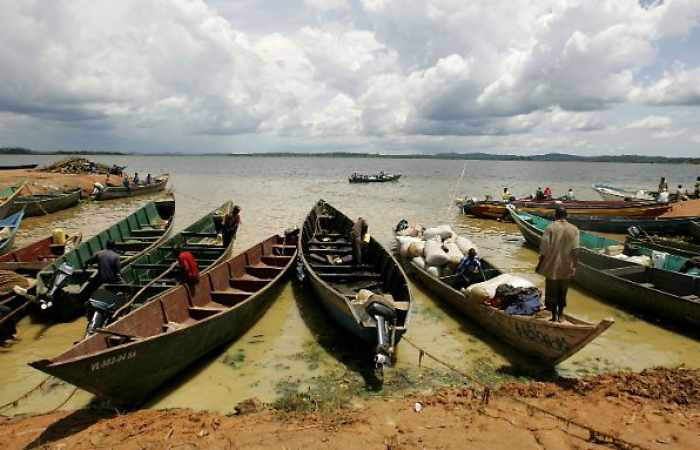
424 239 450 267
411 256 426 269
423 225 454 241
397 236 421 258
407 241 425 258
466 274 535 299
455 236 478 255
426 265 440 277
443 242 463 266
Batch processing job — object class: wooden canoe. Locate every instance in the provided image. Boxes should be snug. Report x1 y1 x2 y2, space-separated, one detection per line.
33 198 176 321
0 182 27 220
562 215 700 234
0 233 82 342
92 175 169 201
9 187 82 217
0 210 24 256
627 235 700 259
299 200 412 367
509 208 700 330
102 201 237 321
396 235 613 366
30 230 298 405
348 173 401 183
469 199 671 220
0 164 38 170
592 184 656 201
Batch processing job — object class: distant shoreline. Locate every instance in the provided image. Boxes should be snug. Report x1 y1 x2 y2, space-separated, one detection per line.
1 147 699 164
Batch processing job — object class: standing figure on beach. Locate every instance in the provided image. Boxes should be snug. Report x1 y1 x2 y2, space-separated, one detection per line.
536 207 579 322
502 187 512 202
543 186 552 200
695 177 700 198
85 240 122 284
658 177 668 193
351 217 368 266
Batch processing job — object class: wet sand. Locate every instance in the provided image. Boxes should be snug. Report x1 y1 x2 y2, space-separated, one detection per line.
2 368 699 450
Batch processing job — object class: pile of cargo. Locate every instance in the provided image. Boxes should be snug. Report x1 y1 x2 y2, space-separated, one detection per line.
395 224 478 277
39 157 124 175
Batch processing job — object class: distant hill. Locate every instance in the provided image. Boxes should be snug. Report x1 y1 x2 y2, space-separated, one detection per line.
2 147 698 164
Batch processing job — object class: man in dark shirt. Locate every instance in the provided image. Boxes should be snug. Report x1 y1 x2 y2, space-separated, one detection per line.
85 240 121 284
222 205 241 248
351 217 368 265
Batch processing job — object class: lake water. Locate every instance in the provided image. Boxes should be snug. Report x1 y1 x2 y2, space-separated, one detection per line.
1 154 699 415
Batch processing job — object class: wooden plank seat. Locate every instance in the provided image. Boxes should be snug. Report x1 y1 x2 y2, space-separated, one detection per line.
211 290 252 306
313 233 345 238
124 235 160 242
245 265 282 279
308 240 350 246
130 229 166 237
272 245 296 256
180 232 219 238
261 255 292 267
113 241 153 251
309 248 352 255
320 272 381 280
310 264 374 271
230 278 269 292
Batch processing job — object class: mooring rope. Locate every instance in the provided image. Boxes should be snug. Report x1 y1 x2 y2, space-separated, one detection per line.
402 336 654 450
0 376 53 412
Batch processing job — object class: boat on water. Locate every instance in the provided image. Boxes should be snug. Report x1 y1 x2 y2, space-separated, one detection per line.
0 164 38 170
395 230 613 366
626 225 700 259
592 184 656 201
93 175 169 201
299 200 412 369
562 215 700 235
30 230 298 405
348 172 401 183
32 199 176 321
98 201 236 324
467 199 670 221
0 181 27 219
8 187 82 217
509 208 700 330
0 210 24 256
0 232 82 342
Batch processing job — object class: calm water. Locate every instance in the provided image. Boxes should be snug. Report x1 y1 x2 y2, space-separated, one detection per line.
2 154 699 415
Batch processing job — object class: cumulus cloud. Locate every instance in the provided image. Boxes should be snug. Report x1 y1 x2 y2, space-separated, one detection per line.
0 0 699 155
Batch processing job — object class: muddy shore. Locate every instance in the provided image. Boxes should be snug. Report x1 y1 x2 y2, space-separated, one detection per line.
2 367 698 450
0 169 105 196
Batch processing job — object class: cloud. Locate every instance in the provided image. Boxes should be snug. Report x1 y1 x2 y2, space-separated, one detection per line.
651 128 686 139
625 115 673 130
629 64 700 105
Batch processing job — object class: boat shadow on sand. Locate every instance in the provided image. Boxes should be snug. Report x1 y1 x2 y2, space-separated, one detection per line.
291 281 385 391
22 403 116 449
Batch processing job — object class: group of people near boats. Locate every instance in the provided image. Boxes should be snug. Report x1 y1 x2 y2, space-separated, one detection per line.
92 171 157 195
657 176 700 202
501 186 576 202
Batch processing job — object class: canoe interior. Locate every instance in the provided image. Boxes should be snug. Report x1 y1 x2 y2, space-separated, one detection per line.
103 201 234 309
470 199 671 220
628 236 700 259
0 182 26 220
31 231 298 402
563 215 698 235
9 187 82 217
0 233 82 274
300 200 411 333
0 210 24 255
34 199 175 318
518 212 691 273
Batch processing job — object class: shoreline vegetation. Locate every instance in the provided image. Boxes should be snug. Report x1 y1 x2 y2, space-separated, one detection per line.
2 147 699 164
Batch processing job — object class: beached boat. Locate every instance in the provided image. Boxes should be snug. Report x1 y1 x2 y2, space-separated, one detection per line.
509 208 700 329
30 230 298 405
592 184 655 201
469 199 670 220
627 231 700 259
32 199 176 321
0 233 82 341
101 201 236 321
8 187 82 217
299 200 411 368
562 215 700 235
0 164 38 170
348 172 401 183
0 181 27 219
93 175 169 201
0 210 24 256
396 235 613 366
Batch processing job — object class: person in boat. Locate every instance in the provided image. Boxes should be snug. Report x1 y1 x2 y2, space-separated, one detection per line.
694 176 700 198
657 188 670 204
535 187 545 201
122 173 131 192
104 173 116 187
676 185 688 201
85 240 122 284
658 177 668 193
566 188 576 201
455 248 483 286
543 186 552 199
502 187 514 202
351 217 368 266
221 205 241 248
133 173 140 185
536 206 579 322
91 182 105 196
176 243 199 291
145 173 152 185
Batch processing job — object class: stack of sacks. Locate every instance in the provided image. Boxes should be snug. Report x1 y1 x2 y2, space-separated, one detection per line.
396 224 478 277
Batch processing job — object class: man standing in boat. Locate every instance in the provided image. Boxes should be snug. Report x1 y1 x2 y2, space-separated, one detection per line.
222 205 241 249
85 240 122 284
536 207 579 322
351 217 368 266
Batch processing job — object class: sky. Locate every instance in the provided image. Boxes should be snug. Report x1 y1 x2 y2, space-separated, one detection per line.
1 0 700 156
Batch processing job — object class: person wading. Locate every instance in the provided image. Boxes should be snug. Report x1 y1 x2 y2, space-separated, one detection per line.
351 217 368 266
85 240 122 284
536 207 579 322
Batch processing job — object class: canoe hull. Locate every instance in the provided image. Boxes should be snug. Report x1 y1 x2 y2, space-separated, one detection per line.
9 188 81 217
31 232 297 404
93 177 168 201
470 201 670 220
0 182 26 220
402 256 612 366
0 210 24 256
563 215 699 234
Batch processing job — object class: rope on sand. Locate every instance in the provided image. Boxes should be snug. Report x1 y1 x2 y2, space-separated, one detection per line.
402 336 654 450
0 376 53 412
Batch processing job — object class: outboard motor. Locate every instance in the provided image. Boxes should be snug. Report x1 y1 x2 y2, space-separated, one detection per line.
627 226 641 238
84 288 126 337
39 262 74 311
366 300 397 368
